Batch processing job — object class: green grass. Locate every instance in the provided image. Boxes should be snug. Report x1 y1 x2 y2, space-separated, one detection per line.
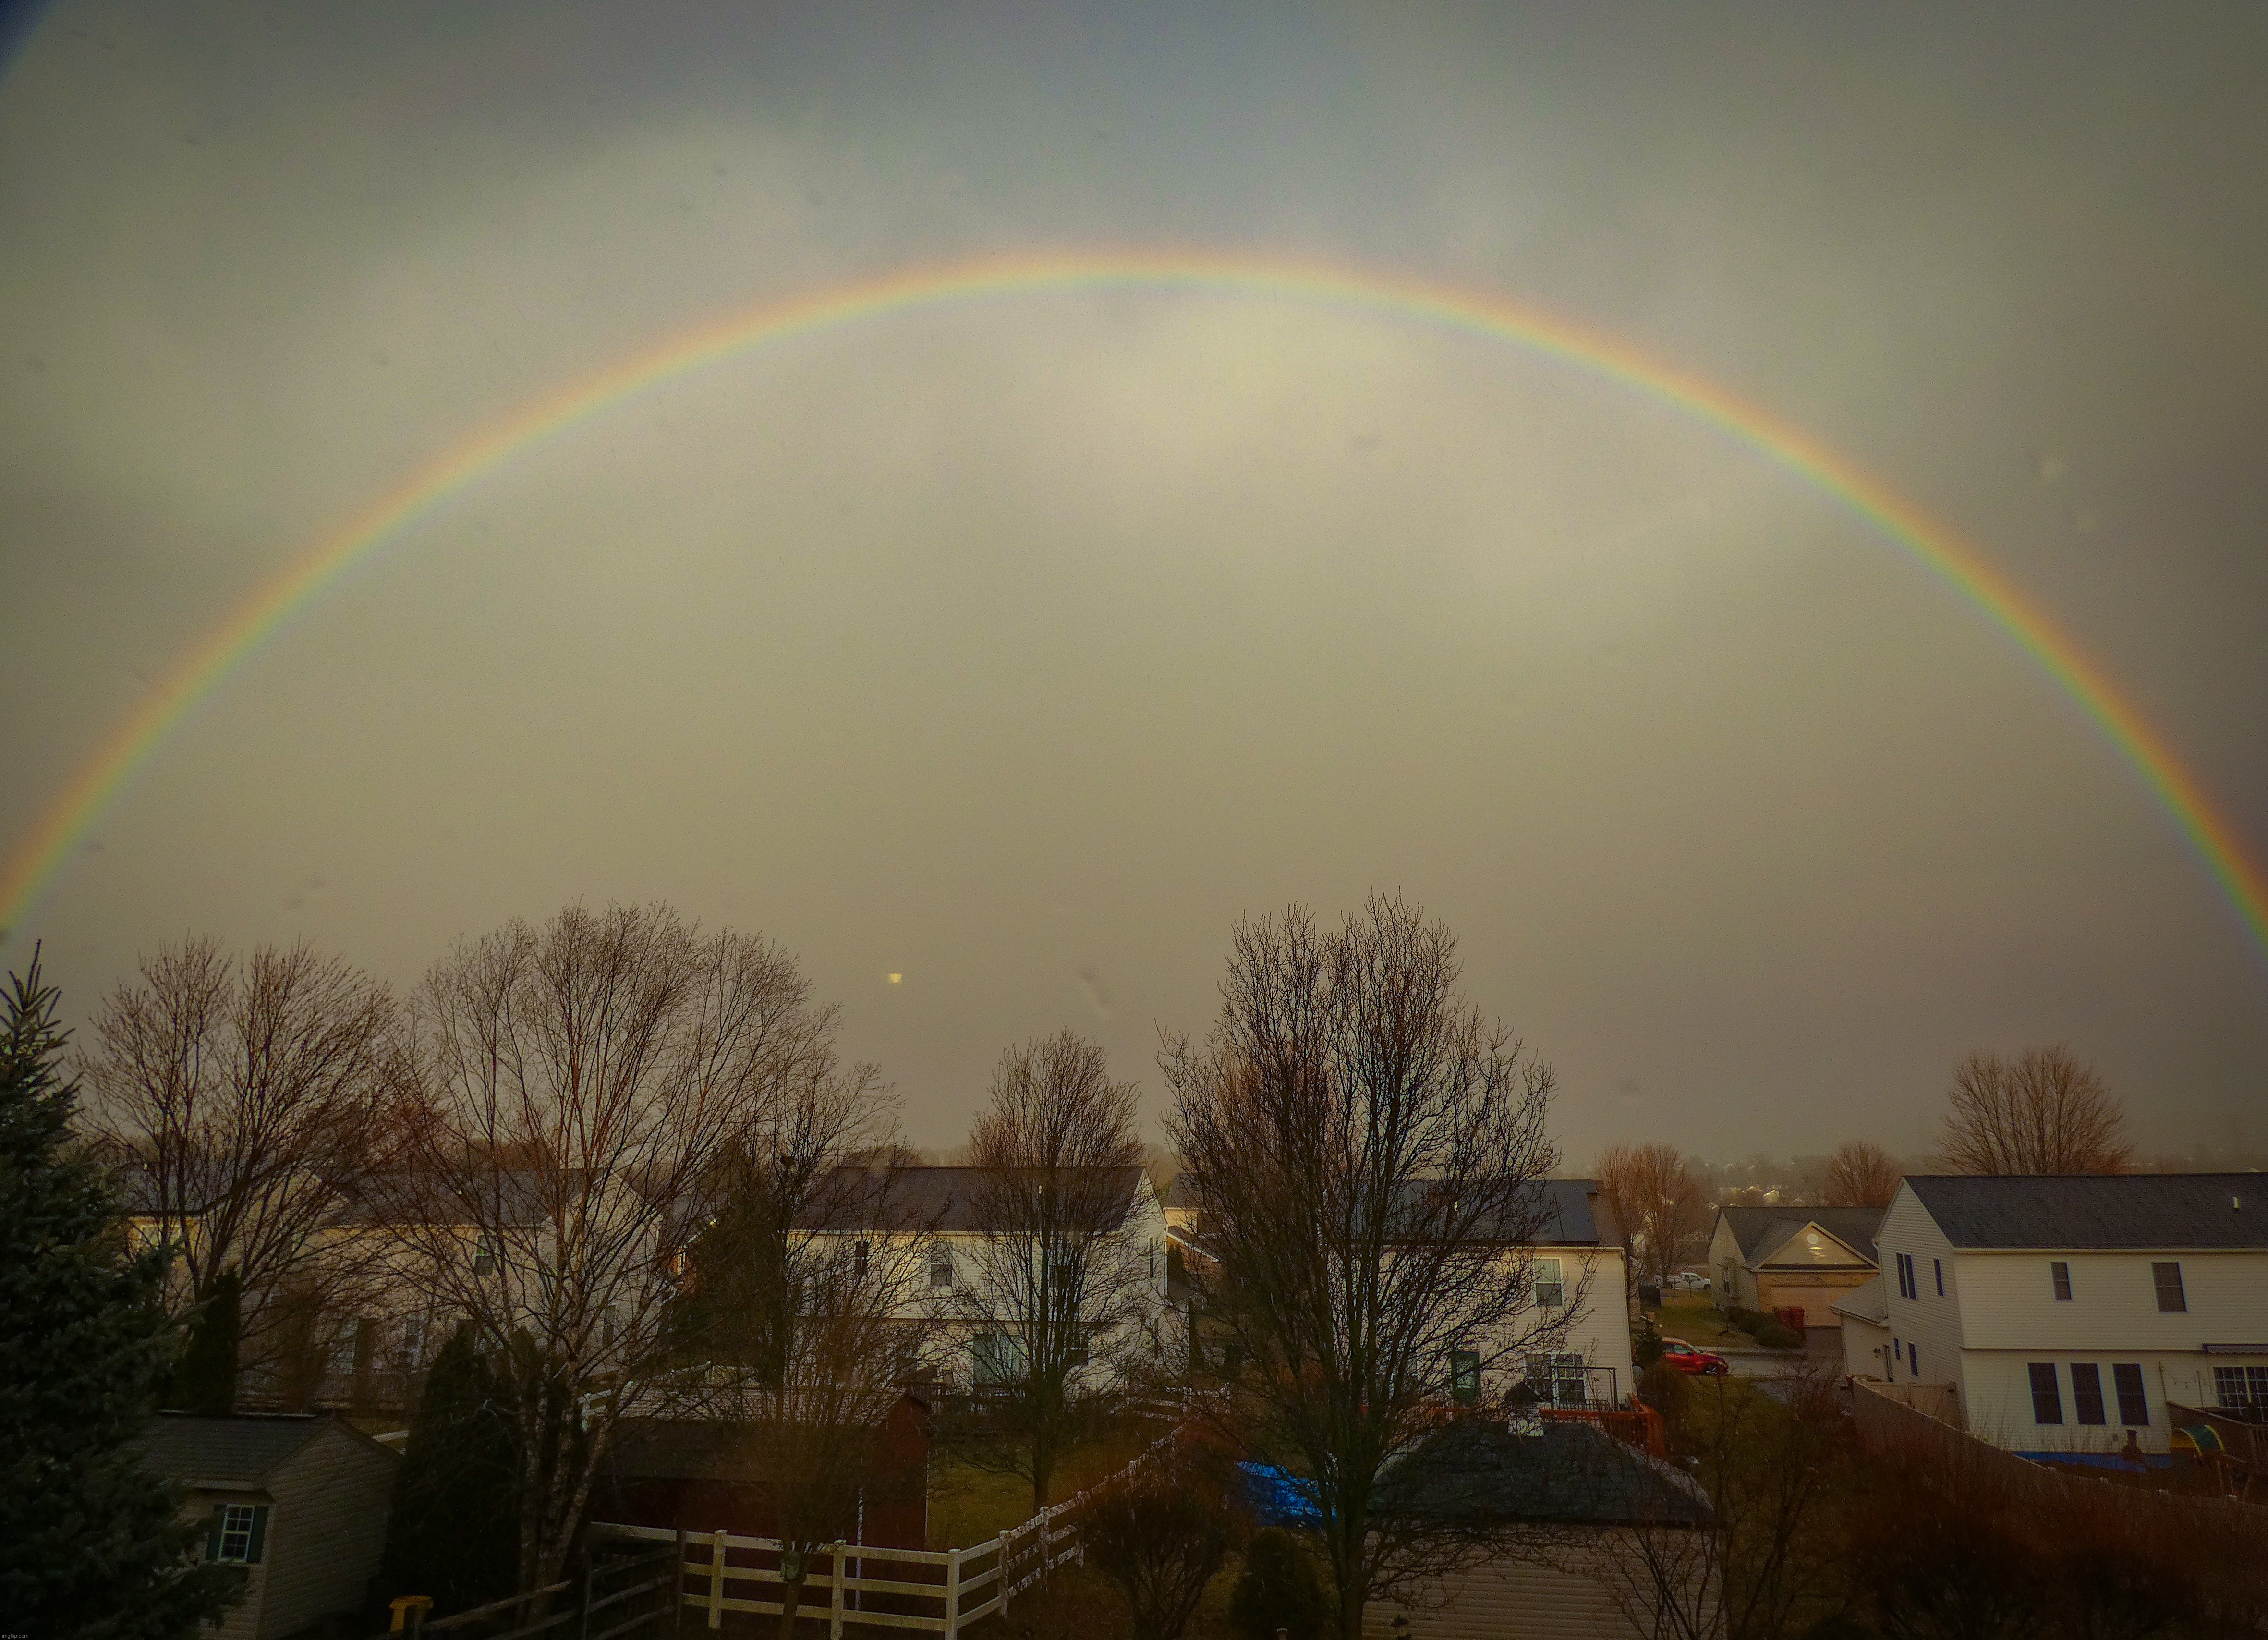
1651 1297 1746 1349
927 1423 1165 1549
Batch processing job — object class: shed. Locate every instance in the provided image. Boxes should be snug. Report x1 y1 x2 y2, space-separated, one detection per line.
137 1412 400 1640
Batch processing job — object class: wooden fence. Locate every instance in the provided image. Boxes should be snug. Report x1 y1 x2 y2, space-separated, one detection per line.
386 1542 679 1640
582 1423 1188 1635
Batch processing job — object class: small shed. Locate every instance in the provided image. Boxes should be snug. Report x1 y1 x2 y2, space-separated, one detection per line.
137 1412 400 1640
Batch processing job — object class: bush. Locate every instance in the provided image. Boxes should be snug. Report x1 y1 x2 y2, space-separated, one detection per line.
1086 1468 1236 1640
1634 1321 1664 1370
1755 1323 1803 1350
1227 1528 1329 1640
1726 1305 1767 1333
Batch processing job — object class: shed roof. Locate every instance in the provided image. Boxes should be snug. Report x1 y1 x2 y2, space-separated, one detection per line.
1903 1174 2267 1250
1716 1205 1884 1265
1831 1274 1888 1324
135 1413 395 1488
1375 1420 1711 1530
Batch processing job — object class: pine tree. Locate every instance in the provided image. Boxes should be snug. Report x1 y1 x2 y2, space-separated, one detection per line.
0 948 239 1636
166 1269 241 1415
374 1323 519 1616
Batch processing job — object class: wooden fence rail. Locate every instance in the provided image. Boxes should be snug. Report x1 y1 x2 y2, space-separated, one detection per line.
589 1421 1188 1635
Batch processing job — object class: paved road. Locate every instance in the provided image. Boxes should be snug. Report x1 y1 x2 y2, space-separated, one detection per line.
1715 1336 1844 1380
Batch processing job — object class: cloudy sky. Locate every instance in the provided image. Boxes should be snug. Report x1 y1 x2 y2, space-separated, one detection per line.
3 0 2263 1164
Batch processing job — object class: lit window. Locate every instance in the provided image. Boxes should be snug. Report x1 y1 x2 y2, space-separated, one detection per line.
2151 1263 2186 1313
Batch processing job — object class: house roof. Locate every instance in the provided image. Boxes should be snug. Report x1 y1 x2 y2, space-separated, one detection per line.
795 1165 1150 1234
1903 1174 2268 1251
135 1413 396 1488
1715 1205 1884 1266
1374 1420 1711 1530
1830 1274 1888 1324
1123 1176 1608 1247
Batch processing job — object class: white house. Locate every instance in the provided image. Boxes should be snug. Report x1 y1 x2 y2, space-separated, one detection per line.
1869 1173 2268 1458
1480 1180 1637 1411
797 1164 1175 1391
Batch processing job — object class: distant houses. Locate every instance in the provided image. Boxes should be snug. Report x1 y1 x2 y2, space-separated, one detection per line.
1860 1173 2268 1458
1707 1204 1885 1329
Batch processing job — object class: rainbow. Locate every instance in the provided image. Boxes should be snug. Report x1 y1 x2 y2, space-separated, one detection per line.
5 247 2266 963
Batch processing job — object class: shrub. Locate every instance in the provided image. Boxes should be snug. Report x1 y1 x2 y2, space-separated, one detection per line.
1755 1322 1804 1350
1227 1528 1329 1640
1634 1322 1665 1370
1086 1467 1237 1640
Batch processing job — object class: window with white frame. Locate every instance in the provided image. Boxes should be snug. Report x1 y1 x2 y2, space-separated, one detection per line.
2050 1261 2072 1301
1532 1257 1564 1308
2151 1262 2186 1313
1526 1352 1587 1407
930 1249 954 1289
2214 1365 2268 1413
473 1231 501 1276
207 1502 267 1565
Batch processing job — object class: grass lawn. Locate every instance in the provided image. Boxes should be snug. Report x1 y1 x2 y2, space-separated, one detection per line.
928 1423 1164 1549
1651 1297 1747 1349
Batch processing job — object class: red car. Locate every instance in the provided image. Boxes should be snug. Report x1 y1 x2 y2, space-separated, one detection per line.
1656 1337 1729 1375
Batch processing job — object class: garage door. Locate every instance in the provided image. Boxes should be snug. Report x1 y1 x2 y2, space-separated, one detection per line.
1765 1286 1850 1328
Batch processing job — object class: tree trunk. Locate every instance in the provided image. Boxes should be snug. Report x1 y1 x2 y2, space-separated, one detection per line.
777 1565 803 1639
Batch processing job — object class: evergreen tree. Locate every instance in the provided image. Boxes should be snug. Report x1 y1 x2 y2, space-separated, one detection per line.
0 948 239 1636
374 1323 519 1616
166 1268 240 1414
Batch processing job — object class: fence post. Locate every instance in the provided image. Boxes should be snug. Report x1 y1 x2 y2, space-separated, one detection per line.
829 1541 845 1640
674 1529 687 1639
943 1546 963 1639
710 1528 729 1630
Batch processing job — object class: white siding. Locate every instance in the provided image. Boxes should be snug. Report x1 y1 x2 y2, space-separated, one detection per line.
254 1425 399 1638
1707 1217 1751 1308
1951 1250 2265 1354
1874 1189 1967 1407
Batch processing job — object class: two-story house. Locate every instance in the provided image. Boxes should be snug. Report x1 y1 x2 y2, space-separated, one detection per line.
1870 1174 2268 1457
797 1164 1175 1391
1706 1205 1884 1328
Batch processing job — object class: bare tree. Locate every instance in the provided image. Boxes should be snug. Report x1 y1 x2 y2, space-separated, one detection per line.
78 938 406 1383
1939 1045 2131 1175
378 903 866 1595
1589 1370 1854 1640
1595 1142 1711 1288
661 1113 925 1638
1161 896 1567 1640
939 1031 1155 1513
1819 1141 1902 1208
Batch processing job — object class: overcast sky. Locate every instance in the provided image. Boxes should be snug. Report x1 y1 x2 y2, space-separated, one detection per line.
3 0 2264 1166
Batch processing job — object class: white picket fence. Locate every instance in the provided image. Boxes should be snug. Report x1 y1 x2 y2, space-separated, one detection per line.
591 1424 1187 1634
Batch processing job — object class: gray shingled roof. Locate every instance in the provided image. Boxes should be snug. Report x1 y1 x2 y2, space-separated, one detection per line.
135 1414 334 1486
1904 1174 2267 1250
1377 1421 1711 1529
1716 1205 1885 1265
796 1165 1149 1233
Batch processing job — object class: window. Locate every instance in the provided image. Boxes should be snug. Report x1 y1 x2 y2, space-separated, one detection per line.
2070 1363 2107 1425
929 1250 953 1290
853 1240 869 1282
1449 1349 1481 1405
970 1333 1025 1387
207 1503 267 1565
2152 1262 2186 1313
2214 1365 2268 1412
1908 1343 1919 1380
2051 1261 2072 1301
2112 1363 2149 1426
2028 1363 2063 1424
1894 1253 1916 1300
473 1231 500 1276
1933 1258 1944 1298
1527 1352 1587 1408
1533 1257 1565 1309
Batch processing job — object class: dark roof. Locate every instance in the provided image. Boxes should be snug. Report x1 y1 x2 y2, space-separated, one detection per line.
135 1414 390 1487
795 1165 1150 1234
1904 1174 2268 1250
1142 1177 1607 1247
1716 1205 1884 1265
1375 1421 1711 1530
